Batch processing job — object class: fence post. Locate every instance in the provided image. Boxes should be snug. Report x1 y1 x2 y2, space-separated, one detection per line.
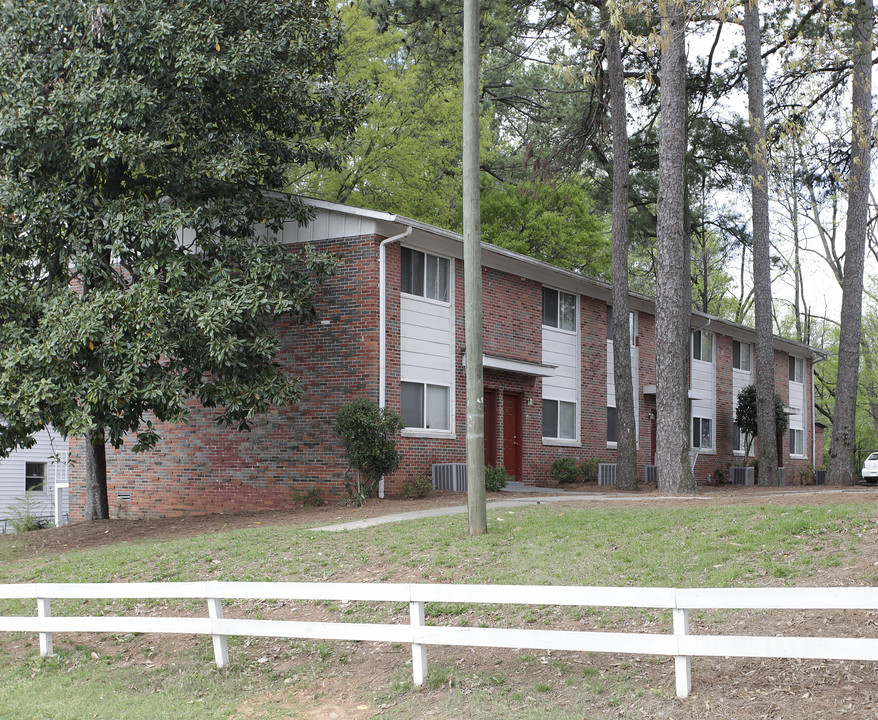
409 600 427 685
207 597 229 668
673 607 691 698
38 597 53 657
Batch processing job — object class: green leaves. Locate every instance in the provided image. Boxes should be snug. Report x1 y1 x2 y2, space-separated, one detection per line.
0 0 357 461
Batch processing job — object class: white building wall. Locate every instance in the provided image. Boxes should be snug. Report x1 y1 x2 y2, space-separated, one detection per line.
542 327 579 402
0 428 68 527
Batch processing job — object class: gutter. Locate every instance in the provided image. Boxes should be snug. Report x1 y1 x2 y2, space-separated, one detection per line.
378 226 413 498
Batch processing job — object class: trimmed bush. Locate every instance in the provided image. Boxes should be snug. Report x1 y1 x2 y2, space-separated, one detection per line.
580 459 599 483
403 474 434 499
551 457 582 484
484 465 511 492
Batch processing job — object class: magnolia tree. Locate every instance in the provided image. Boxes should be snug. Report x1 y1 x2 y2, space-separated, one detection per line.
734 384 789 462
0 0 365 519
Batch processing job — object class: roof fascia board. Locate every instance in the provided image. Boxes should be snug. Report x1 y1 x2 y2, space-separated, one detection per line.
292 196 825 359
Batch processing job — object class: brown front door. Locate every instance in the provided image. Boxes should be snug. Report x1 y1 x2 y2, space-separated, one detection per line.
484 389 498 468
502 393 523 481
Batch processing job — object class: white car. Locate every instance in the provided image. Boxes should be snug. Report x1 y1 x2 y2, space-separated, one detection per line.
862 452 878 483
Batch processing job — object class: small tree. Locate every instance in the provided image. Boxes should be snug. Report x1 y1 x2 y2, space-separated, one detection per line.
335 399 404 505
735 384 789 462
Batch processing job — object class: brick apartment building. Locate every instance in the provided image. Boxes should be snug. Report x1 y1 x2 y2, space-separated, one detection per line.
66 197 825 519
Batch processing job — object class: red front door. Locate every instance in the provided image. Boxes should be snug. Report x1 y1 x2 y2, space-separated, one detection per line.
484 389 498 468
502 393 523 481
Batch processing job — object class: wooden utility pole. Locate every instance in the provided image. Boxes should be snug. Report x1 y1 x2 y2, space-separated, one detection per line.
463 0 487 535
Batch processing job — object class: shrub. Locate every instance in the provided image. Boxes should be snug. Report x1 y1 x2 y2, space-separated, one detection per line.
550 457 581 484
292 485 324 507
8 496 53 533
484 465 511 492
580 459 599 483
403 474 434 499
335 399 404 506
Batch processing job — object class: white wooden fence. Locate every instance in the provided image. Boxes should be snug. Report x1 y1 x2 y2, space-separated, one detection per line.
1 582 877 698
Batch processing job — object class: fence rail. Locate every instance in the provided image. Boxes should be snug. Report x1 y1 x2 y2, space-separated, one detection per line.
1 582 876 698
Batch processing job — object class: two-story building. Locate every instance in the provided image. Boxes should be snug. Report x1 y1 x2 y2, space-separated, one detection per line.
65 197 824 519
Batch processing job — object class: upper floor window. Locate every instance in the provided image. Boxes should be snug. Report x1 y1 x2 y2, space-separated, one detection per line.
543 287 576 331
733 340 751 372
606 305 637 345
25 462 46 493
401 247 450 302
789 356 805 384
692 329 713 363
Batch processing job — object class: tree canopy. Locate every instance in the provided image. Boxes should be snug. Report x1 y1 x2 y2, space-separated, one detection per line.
0 0 365 518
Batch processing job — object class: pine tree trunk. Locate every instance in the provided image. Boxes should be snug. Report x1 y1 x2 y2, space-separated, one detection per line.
84 428 110 520
743 0 779 487
607 13 637 491
655 0 694 494
828 0 872 485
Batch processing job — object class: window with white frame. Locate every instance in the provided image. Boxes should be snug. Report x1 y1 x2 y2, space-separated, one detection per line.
691 416 713 450
401 382 450 430
790 428 805 456
606 305 637 345
400 247 450 302
733 340 751 372
543 399 576 440
25 462 47 493
542 287 577 332
692 330 713 362
789 356 804 384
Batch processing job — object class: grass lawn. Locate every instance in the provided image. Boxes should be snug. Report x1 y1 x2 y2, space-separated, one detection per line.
1 499 877 719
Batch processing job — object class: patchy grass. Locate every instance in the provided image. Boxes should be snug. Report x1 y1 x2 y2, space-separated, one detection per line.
1 500 877 719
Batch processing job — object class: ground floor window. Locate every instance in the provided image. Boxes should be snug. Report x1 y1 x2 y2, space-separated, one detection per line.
543 399 576 440
790 428 805 456
401 382 450 430
607 406 617 444
691 417 713 450
25 462 47 492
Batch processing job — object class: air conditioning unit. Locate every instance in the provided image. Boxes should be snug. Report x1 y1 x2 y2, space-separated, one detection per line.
598 463 617 486
644 465 658 484
730 466 755 486
432 463 467 492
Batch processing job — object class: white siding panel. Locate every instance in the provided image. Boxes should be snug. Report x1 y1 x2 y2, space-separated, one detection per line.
400 295 454 387
789 379 805 431
0 428 68 523
542 327 578 400
690 360 716 418
732 368 753 403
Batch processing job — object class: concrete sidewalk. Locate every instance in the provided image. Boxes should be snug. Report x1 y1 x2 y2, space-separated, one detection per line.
312 488 706 532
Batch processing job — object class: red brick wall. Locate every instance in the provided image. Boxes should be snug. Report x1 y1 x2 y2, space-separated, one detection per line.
70 235 383 519
69 232 823 519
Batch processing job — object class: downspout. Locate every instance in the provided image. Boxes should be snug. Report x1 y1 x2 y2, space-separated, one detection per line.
378 225 413 498
811 354 827 470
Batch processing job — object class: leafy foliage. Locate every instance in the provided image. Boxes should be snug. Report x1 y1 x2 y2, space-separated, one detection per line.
735 384 790 459
0 0 365 514
335 399 404 504
550 457 582 484
478 178 610 278
484 465 511 492
7 496 54 533
403 473 434 499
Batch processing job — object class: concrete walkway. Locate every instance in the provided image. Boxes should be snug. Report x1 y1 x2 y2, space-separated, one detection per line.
312 487 705 532
311 484 876 533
